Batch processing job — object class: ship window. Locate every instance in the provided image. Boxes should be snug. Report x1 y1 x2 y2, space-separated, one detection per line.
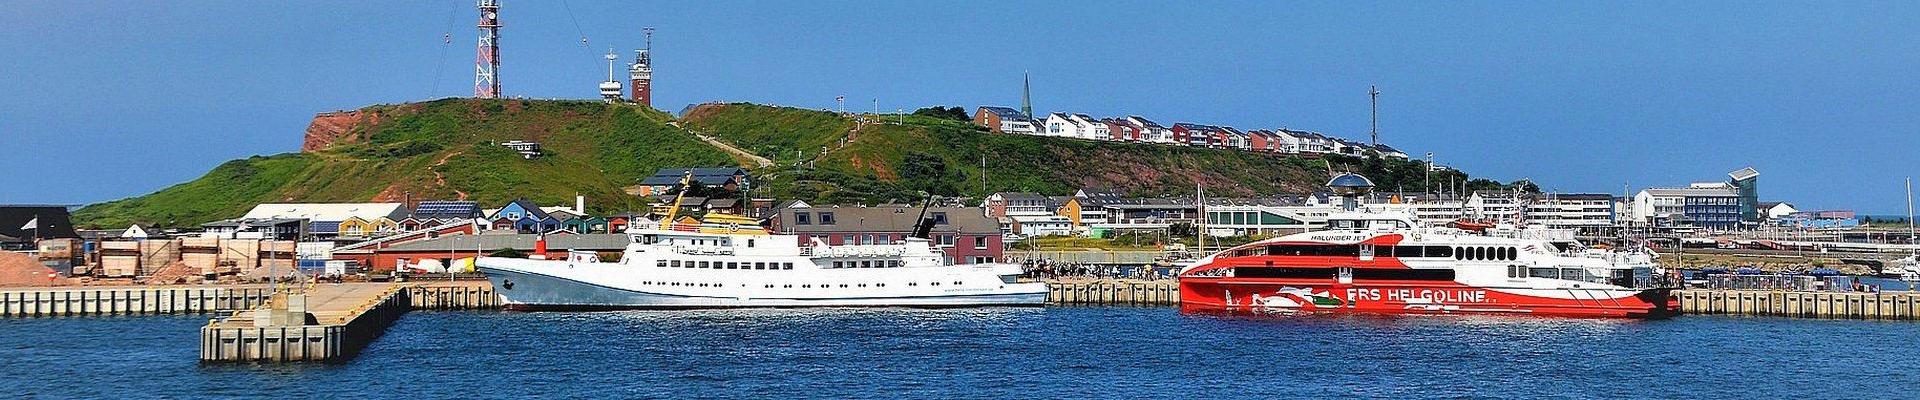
909 282 918 286
748 239 755 248
765 284 774 288
858 284 868 288
1352 268 1455 281
861 261 873 268
1561 268 1589 282
931 282 940 286
1234 267 1336 279
782 262 793 270
953 281 963 286
1425 246 1452 258
670 260 682 268
657 259 668 268
1528 267 1560 279
1453 247 1464 260
887 260 900 268
754 262 766 270
1265 245 1360 257
802 284 811 288
840 284 849 288
876 283 885 287
784 284 793 288
727 262 739 269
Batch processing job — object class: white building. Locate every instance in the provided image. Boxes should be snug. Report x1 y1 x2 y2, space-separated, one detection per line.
1763 202 1799 220
1070 114 1107 140
1219 127 1249 150
1009 215 1074 237
242 203 407 223
1524 193 1615 232
1042 113 1084 139
1126 116 1177 144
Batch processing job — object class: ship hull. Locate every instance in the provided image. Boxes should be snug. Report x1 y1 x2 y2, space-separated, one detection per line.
480 265 1049 310
1179 278 1678 318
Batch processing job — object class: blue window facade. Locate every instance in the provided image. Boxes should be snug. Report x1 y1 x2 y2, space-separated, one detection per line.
1683 195 1742 229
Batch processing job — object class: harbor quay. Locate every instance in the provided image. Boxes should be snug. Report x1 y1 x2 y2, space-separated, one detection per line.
0 282 497 363
197 282 498 363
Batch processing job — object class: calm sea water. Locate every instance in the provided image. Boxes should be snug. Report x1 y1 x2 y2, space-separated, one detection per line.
4 308 1918 399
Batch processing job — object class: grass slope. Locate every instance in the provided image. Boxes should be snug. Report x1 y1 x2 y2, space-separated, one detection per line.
680 103 1336 204
74 99 734 229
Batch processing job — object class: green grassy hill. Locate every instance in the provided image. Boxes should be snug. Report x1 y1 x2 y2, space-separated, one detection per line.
680 103 1455 204
73 99 733 229
75 99 1488 229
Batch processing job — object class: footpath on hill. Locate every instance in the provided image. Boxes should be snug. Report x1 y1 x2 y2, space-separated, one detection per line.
693 132 773 168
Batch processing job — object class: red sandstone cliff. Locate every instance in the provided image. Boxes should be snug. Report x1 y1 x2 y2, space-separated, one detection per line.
301 110 376 152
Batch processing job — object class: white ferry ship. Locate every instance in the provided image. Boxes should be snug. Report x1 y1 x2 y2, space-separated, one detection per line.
476 186 1047 309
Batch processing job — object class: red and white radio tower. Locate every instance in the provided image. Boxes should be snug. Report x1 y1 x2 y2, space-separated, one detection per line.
474 0 502 99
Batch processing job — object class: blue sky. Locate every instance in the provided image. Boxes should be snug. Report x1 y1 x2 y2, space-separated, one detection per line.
2 1 1916 213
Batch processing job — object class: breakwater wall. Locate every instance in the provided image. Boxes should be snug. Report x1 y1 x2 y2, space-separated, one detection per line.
0 286 276 317
1676 289 1920 320
1047 280 1180 306
200 284 500 363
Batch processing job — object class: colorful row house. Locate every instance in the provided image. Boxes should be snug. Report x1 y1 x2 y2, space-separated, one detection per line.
975 105 1411 160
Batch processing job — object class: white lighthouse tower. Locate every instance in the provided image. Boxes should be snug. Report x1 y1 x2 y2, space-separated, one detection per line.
599 49 623 103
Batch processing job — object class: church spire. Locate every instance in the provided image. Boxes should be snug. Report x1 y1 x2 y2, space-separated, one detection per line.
1021 72 1033 118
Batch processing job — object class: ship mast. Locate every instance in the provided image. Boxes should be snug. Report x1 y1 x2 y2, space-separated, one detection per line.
1196 182 1205 254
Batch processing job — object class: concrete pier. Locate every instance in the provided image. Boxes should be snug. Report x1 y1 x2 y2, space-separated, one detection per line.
1046 280 1180 306
0 286 275 317
1676 289 1920 320
199 282 499 363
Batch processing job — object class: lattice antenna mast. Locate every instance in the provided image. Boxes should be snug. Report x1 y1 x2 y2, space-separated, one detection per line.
474 0 502 98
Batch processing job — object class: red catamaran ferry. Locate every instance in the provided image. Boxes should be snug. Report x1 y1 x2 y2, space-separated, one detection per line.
1178 174 1679 318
